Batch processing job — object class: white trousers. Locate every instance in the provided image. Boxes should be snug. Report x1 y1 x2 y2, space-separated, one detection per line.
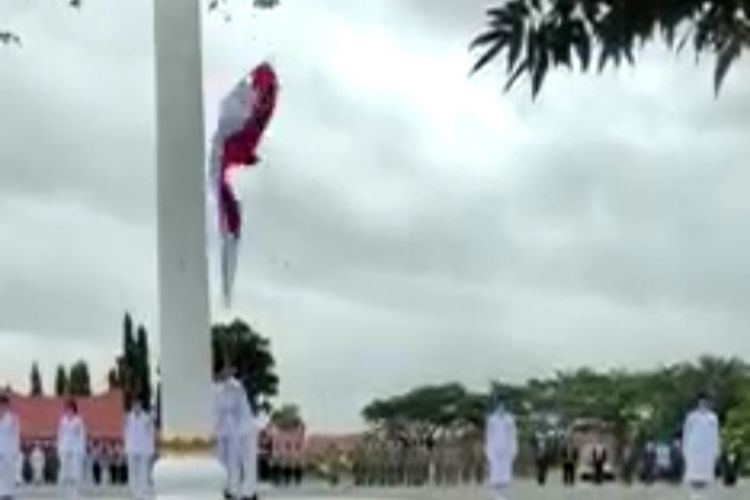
217 435 257 497
687 483 713 500
490 483 509 500
59 452 83 499
0 454 17 498
31 463 44 485
128 454 152 500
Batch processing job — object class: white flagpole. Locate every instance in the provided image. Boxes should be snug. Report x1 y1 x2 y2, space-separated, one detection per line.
153 0 222 495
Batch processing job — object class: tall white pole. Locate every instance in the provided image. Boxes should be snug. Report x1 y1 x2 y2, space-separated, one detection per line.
153 0 221 495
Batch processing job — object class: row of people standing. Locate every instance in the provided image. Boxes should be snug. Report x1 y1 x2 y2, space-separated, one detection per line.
0 393 155 500
21 442 130 486
534 434 742 488
487 393 731 500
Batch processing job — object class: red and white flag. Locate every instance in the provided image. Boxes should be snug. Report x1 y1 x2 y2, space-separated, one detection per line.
210 62 279 307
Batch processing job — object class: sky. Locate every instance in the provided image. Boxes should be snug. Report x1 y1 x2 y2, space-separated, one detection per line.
1 0 749 432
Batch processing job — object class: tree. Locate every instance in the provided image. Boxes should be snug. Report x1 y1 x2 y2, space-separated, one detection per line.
270 404 305 431
362 356 750 466
107 368 119 390
212 318 279 413
362 383 482 447
54 364 68 397
471 0 750 98
135 324 153 410
29 362 43 397
723 389 750 453
68 360 91 396
112 312 154 409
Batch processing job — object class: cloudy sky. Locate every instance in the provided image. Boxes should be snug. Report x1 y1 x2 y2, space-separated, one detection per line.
1 0 749 432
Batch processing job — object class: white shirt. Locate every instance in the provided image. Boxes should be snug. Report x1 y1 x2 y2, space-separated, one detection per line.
30 447 44 469
683 407 720 482
485 411 518 462
213 377 255 439
0 411 19 457
124 409 155 456
57 413 86 455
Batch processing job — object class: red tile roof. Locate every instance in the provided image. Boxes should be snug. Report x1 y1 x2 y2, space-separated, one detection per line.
7 390 125 443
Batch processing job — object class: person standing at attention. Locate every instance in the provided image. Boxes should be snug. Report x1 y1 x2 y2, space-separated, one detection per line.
682 393 721 500
0 394 20 500
124 398 155 500
57 399 87 499
485 401 517 500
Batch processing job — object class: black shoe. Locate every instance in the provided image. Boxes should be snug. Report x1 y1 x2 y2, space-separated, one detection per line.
223 490 232 500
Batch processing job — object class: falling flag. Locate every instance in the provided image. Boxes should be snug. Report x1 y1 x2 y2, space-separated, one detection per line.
210 62 279 307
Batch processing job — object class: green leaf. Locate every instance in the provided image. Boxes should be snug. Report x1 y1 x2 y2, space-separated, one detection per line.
531 48 549 98
504 60 530 92
471 39 507 75
714 37 741 95
571 21 591 71
470 29 506 50
507 22 524 71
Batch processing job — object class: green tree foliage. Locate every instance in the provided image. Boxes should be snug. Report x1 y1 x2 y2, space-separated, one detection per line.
724 389 750 451
364 356 750 455
68 360 91 396
471 0 750 98
135 324 153 410
270 403 305 431
363 383 488 446
212 318 279 413
113 312 153 410
107 368 119 390
29 362 43 397
54 364 68 397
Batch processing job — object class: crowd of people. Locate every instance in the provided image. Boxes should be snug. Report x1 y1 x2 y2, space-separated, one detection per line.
0 394 155 500
487 392 743 500
349 438 484 487
1 377 745 500
20 441 131 487
0 365 270 500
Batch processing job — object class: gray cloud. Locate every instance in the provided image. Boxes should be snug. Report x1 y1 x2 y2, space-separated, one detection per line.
1 0 749 431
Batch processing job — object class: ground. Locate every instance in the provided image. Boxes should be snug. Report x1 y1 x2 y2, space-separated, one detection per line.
18 482 750 499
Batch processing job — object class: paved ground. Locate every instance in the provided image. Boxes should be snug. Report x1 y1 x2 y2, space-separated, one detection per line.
16 482 750 499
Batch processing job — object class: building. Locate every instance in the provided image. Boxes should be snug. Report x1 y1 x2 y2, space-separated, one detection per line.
262 424 306 467
7 389 125 451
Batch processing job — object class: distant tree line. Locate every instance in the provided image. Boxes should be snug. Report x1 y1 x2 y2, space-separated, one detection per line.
22 314 282 424
28 360 92 398
363 356 750 457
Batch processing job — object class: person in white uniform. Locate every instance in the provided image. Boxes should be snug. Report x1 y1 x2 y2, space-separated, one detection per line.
124 399 155 500
485 401 517 500
57 399 87 499
214 365 259 500
682 393 721 500
0 394 20 500
30 444 45 485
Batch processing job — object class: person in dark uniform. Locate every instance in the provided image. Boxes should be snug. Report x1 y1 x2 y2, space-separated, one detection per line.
591 442 608 485
532 432 551 485
561 439 578 486
669 438 684 483
640 442 656 485
722 444 742 487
